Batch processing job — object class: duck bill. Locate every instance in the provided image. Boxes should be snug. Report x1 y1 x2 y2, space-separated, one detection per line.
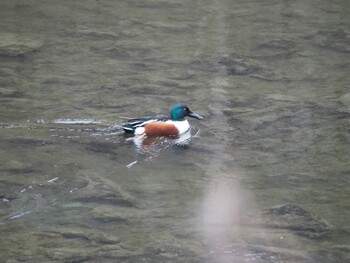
188 111 204 120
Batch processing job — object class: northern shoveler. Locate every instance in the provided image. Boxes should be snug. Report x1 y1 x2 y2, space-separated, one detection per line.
122 103 203 137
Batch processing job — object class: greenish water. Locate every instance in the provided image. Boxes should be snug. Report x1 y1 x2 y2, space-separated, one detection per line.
0 0 349 262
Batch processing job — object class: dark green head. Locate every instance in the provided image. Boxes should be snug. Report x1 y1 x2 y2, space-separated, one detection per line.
170 103 204 121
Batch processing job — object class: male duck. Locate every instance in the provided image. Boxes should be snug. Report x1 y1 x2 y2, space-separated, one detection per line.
122 103 203 137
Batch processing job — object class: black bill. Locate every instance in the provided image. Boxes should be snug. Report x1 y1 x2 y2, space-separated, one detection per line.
188 110 204 120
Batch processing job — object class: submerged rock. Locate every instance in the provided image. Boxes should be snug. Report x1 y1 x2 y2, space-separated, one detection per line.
262 203 332 238
42 228 120 245
77 29 120 40
255 39 298 58
0 33 43 57
204 241 312 263
218 54 260 75
309 245 350 263
0 87 24 98
72 174 136 207
338 92 350 113
217 53 283 81
84 141 119 159
45 246 136 263
257 39 296 50
92 206 129 223
314 30 350 53
247 244 311 262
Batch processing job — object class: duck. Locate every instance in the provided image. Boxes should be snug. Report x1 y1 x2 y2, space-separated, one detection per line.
122 103 203 137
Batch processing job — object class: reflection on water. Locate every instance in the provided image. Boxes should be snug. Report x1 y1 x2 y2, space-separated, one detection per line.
126 127 198 164
0 0 349 262
202 179 243 251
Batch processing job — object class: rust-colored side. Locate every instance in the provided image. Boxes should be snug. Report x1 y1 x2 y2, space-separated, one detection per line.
144 122 179 137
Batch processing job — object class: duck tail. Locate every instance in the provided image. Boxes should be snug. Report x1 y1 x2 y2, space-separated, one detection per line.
122 124 136 133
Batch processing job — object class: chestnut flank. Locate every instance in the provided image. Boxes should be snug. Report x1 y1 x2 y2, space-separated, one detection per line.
144 122 179 136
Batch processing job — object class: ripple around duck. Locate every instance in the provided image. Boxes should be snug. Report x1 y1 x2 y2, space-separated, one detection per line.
124 126 201 168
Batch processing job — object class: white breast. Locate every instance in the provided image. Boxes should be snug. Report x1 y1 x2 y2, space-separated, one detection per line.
167 120 190 134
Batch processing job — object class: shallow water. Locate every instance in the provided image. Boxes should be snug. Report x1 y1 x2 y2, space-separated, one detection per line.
0 0 349 262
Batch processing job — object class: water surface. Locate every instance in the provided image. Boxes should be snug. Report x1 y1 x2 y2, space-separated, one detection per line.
0 0 349 262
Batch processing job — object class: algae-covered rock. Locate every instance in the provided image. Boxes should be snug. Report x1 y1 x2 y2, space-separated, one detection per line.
2 160 35 174
91 205 129 223
262 203 332 238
